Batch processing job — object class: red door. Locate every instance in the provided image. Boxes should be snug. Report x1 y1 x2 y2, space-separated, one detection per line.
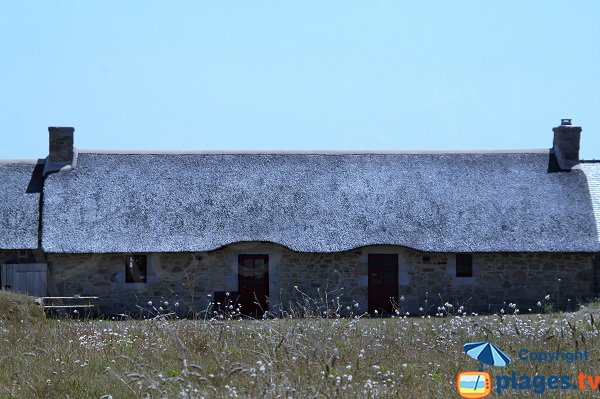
368 254 398 314
238 255 269 317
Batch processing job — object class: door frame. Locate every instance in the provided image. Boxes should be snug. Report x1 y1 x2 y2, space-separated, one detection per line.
238 254 269 316
367 254 399 314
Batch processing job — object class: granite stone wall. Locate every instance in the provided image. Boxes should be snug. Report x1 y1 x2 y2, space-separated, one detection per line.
394 249 595 313
43 244 597 316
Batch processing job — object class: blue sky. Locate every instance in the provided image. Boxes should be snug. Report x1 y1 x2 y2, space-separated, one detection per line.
1 1 599 159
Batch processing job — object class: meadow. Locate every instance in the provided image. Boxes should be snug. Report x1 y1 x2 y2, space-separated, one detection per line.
1 291 600 398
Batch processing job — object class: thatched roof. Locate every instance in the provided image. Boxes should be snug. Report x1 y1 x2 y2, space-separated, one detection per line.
40 151 600 253
0 160 44 249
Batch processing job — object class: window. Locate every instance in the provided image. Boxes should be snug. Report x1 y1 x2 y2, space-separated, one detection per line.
239 255 269 282
126 255 147 283
456 254 473 277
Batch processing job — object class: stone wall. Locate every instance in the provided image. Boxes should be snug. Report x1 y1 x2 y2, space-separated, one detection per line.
44 244 597 316
394 249 595 313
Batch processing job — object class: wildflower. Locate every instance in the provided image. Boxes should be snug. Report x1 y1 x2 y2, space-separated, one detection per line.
147 301 153 306
164 301 169 306
256 361 266 372
545 295 550 300
537 301 542 307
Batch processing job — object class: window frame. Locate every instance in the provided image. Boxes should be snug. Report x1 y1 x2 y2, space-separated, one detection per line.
238 254 269 283
455 254 473 278
125 254 148 283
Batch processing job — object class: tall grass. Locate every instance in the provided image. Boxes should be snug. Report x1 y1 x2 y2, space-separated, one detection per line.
1 291 600 398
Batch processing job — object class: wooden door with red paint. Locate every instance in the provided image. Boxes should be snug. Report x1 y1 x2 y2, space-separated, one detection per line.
238 254 269 316
368 254 398 314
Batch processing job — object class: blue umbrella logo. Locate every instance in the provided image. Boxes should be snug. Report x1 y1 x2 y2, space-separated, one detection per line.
464 341 511 370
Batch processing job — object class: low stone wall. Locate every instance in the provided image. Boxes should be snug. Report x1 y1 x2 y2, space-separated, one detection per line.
44 244 596 316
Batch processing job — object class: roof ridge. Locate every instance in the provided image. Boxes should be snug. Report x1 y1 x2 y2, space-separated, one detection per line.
77 148 550 155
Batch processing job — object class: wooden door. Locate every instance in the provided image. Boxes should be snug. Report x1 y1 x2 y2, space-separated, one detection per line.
238 255 269 317
368 254 398 314
1 263 47 297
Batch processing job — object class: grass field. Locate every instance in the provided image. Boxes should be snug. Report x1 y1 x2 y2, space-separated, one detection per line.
2 292 600 398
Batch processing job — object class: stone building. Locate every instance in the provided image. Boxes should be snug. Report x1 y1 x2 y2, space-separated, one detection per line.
1 120 599 316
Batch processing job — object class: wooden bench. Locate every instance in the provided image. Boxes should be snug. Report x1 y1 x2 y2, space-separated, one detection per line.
41 296 99 315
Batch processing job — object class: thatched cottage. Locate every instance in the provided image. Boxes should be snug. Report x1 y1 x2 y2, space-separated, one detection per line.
1 120 599 316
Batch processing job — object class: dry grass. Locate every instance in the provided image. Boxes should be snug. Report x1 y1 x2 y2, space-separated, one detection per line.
2 292 600 398
0 290 46 325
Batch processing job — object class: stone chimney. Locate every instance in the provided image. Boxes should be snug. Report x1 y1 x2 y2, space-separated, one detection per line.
548 119 581 172
44 127 76 175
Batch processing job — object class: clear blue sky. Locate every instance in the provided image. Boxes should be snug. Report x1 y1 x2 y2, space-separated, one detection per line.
1 2 599 159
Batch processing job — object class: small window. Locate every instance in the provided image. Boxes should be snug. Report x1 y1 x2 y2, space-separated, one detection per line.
126 255 147 283
456 254 473 277
239 255 269 282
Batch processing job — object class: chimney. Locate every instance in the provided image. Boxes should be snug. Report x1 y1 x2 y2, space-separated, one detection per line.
45 127 75 175
548 119 581 172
